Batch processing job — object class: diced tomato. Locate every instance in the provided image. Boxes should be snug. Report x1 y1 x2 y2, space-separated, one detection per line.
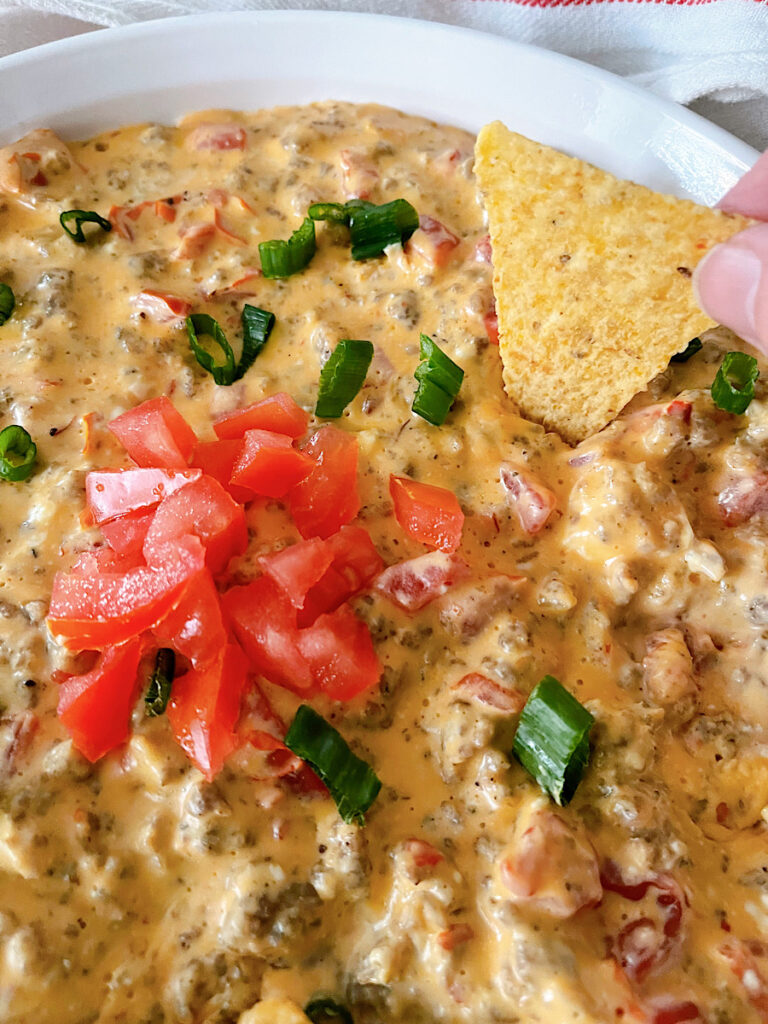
500 463 557 535
650 1002 701 1024
230 429 314 499
289 426 360 539
190 439 254 504
718 472 768 526
167 643 249 781
409 215 460 268
389 474 464 553
473 234 493 263
108 396 198 470
214 392 309 441
298 525 385 626
222 575 314 692
143 475 247 575
375 552 471 612
665 398 693 423
403 837 444 867
339 147 379 199
452 673 525 714
720 941 768 1022
258 538 334 610
297 604 381 700
70 546 144 575
152 568 228 669
437 924 474 951
48 536 205 650
86 467 201 524
173 222 216 260
186 123 247 151
154 198 177 223
132 289 191 325
99 509 154 556
57 638 144 762
213 207 247 245
483 308 499 346
237 682 288 751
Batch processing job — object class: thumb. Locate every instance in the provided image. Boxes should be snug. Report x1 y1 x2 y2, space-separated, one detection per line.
693 223 768 355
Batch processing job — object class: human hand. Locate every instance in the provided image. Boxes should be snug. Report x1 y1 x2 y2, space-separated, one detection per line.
694 150 768 353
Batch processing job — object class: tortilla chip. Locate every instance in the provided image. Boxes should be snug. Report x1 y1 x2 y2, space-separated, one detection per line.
474 121 751 443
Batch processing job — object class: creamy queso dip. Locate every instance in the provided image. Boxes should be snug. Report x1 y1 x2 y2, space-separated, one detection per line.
1 102 768 1024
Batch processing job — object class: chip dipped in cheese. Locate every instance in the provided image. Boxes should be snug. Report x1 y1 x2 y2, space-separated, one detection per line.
474 121 751 443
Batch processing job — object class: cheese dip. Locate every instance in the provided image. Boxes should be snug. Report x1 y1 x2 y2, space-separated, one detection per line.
1 102 768 1024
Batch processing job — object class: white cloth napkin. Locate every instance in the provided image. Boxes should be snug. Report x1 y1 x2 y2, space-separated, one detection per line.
3 0 768 149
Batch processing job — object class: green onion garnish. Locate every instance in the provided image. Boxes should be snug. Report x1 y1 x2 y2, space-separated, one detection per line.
145 648 175 718
0 425 37 482
512 675 594 806
284 705 381 825
259 216 316 279
60 209 112 243
670 337 702 363
316 338 374 418
0 284 15 326
412 333 464 426
239 304 276 376
187 306 275 385
348 198 418 260
305 998 354 1024
308 202 355 225
187 313 236 385
711 351 759 414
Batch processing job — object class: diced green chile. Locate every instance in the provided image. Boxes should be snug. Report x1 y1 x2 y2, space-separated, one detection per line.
0 283 15 326
284 704 381 825
145 648 175 718
315 338 374 418
60 209 112 243
0 425 37 482
711 351 759 414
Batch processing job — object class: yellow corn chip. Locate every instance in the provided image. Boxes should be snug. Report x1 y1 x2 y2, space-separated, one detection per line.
474 121 751 443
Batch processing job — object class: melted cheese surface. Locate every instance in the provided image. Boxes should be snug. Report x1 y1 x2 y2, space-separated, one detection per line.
0 102 767 1024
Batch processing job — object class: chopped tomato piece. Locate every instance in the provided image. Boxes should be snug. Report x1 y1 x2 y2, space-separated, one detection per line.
298 524 384 626
143 475 247 575
172 222 216 260
403 837 444 867
409 215 460 268
108 396 198 470
720 941 768 1022
258 538 335 610
500 463 557 535
339 147 379 199
167 643 249 781
483 309 499 346
473 235 492 263
230 429 314 499
296 604 381 700
86 467 201 524
152 568 228 669
99 509 154 556
665 398 693 423
190 439 254 504
650 1003 701 1024
69 546 144 575
289 426 360 539
132 289 191 325
214 392 309 440
390 474 464 553
186 123 247 151
718 472 768 526
375 552 471 612
222 575 314 692
437 924 474 951
57 638 144 762
452 673 525 714
48 536 205 650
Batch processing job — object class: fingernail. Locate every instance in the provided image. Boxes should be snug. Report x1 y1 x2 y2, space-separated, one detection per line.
694 241 763 347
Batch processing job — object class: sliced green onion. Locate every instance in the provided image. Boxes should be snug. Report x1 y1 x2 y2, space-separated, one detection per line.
186 313 236 385
60 209 112 243
412 334 464 426
412 377 455 427
308 202 353 225
0 425 37 482
670 337 702 363
284 705 381 825
416 333 464 397
0 284 15 326
711 351 759 414
512 675 594 806
348 198 419 260
316 338 374 418
305 998 354 1024
238 304 275 379
259 216 316 279
145 648 175 718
